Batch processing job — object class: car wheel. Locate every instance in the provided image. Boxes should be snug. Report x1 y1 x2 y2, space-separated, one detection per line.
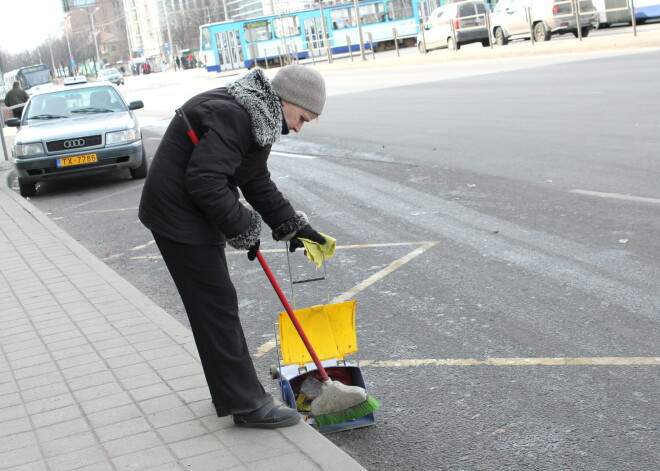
18 179 36 198
418 41 427 54
447 36 459 50
130 147 148 179
581 26 590 37
495 27 508 46
533 22 551 42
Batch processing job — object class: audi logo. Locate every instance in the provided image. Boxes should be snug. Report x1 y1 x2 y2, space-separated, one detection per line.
63 139 85 148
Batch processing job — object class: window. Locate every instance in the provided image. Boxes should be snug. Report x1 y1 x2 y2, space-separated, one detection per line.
458 3 475 17
359 3 388 24
330 8 356 29
244 20 272 42
273 16 300 38
387 0 414 20
201 27 212 50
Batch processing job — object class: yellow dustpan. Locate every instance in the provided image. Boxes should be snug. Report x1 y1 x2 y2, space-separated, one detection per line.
278 300 357 365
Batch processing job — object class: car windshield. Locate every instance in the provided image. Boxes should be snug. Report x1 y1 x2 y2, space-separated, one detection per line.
24 87 127 121
99 69 119 76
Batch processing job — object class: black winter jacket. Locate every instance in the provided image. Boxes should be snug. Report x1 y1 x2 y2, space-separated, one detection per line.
138 69 298 246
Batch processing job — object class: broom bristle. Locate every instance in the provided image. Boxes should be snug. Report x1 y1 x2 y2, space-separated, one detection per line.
313 396 379 428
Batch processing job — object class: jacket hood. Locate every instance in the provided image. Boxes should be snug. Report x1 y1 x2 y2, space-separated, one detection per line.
227 68 282 146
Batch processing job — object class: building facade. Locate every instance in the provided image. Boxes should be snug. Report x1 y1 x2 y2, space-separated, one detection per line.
61 0 327 71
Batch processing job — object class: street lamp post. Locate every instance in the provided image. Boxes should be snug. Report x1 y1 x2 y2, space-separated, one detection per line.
163 1 173 67
79 7 101 74
63 14 74 76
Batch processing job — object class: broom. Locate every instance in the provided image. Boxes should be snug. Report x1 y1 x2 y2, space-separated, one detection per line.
175 108 378 426
255 250 379 427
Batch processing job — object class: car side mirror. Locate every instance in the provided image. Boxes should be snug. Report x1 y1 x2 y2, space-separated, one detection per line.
128 101 144 110
5 118 21 127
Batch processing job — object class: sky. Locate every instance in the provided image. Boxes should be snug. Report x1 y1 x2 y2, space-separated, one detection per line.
0 0 66 54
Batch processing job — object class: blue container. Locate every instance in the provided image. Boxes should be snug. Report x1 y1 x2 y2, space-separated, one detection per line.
276 363 375 434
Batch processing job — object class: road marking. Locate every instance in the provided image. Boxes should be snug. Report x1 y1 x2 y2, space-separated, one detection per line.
254 340 278 358
128 241 438 261
71 183 143 209
570 189 660 205
359 357 660 367
130 240 156 251
331 241 438 304
257 355 660 367
253 241 439 357
75 207 138 214
271 151 316 159
101 253 124 261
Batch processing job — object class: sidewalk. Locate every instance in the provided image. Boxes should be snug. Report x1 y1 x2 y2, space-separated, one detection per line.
0 166 366 470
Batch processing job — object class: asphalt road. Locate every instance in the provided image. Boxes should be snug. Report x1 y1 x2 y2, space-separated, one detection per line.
13 44 660 470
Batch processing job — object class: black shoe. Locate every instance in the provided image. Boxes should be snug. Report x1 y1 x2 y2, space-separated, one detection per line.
233 402 301 429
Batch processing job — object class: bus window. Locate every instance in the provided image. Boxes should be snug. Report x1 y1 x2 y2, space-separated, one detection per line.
359 3 388 24
273 16 301 38
244 20 272 42
330 7 356 29
201 27 212 50
387 0 414 20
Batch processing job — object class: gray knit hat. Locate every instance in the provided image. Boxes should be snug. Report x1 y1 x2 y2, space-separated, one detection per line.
271 65 326 116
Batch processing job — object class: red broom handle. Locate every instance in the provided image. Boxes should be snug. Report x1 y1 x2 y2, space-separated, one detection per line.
256 250 331 382
175 108 199 145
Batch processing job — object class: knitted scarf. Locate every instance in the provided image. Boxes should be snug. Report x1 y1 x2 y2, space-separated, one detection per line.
227 68 282 147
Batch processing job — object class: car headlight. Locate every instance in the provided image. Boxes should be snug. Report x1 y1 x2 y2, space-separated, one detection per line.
15 142 44 157
106 129 138 145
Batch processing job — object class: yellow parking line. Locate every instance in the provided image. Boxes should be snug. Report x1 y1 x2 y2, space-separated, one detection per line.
129 241 440 261
71 183 144 208
253 339 278 358
75 207 138 214
227 241 439 256
331 242 438 304
360 357 660 367
254 241 439 357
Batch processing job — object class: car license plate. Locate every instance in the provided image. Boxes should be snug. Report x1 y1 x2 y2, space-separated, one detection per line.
57 154 98 167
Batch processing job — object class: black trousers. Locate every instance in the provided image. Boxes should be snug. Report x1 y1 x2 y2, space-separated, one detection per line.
153 232 271 417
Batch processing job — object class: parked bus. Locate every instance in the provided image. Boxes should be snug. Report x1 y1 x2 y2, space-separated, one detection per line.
199 0 441 72
634 0 660 23
3 64 53 96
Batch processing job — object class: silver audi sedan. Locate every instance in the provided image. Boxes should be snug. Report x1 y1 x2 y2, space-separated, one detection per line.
6 81 146 197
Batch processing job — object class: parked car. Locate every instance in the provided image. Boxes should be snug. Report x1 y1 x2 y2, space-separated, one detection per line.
98 67 124 86
490 0 597 45
6 82 146 197
417 0 491 53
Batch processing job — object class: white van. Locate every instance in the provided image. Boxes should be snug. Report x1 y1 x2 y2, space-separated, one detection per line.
590 0 631 28
490 0 597 44
417 0 491 53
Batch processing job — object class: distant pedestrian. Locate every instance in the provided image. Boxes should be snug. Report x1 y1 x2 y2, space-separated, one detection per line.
175 56 181 71
4 81 29 118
